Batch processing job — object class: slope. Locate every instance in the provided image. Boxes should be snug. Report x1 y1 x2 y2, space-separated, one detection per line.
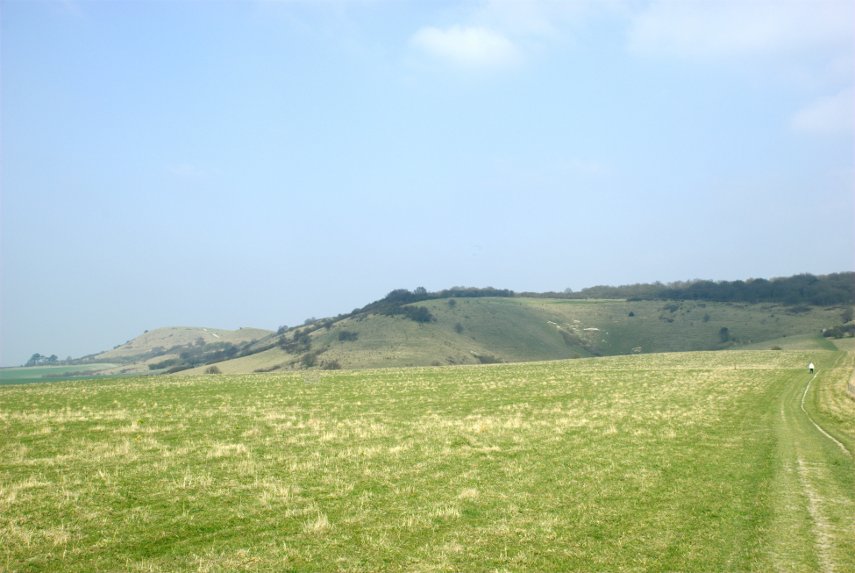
91 326 272 374
186 297 848 374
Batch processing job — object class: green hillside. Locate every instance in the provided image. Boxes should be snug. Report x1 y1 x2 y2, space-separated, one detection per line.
88 326 272 375
188 297 849 374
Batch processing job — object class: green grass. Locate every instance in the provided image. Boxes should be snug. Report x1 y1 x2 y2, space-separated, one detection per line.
0 364 118 385
2 350 853 571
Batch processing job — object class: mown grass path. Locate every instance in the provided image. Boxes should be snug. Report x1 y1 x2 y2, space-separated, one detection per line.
768 353 855 573
2 350 853 572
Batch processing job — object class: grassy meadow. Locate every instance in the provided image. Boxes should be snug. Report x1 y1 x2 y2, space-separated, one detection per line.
2 349 854 571
0 364 119 386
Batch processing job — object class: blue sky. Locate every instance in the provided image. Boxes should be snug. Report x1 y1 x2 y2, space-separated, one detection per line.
1 0 853 365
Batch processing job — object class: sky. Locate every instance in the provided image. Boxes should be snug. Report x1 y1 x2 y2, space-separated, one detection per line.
1 0 853 366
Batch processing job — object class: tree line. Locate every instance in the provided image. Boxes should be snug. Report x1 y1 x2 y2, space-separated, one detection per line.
524 272 853 306
25 353 64 367
354 286 515 324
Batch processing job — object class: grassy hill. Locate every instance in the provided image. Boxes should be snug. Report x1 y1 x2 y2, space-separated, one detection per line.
187 297 850 374
88 326 272 375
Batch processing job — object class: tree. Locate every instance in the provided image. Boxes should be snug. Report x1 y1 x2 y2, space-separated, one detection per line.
719 327 731 343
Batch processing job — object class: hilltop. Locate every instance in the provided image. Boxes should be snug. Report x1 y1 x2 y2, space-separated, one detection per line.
81 326 272 375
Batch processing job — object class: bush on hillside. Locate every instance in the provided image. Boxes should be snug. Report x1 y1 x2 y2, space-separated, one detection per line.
400 306 435 323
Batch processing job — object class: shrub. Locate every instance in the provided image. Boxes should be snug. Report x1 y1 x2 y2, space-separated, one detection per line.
281 331 312 354
205 366 222 374
301 352 317 368
401 306 435 323
149 358 180 370
338 330 359 342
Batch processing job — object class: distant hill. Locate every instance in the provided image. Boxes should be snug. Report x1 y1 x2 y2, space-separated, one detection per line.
84 326 272 374
184 295 851 374
37 272 853 378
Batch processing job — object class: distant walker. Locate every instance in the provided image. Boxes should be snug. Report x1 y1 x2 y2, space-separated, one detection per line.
808 362 815 374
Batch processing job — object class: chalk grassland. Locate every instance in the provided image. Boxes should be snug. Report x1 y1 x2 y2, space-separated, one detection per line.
94 327 272 362
2 351 853 572
189 299 846 373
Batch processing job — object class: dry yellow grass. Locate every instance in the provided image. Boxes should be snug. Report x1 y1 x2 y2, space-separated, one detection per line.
1 349 853 572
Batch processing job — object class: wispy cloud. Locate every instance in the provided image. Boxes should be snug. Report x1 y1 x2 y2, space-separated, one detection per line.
791 87 855 136
410 25 521 70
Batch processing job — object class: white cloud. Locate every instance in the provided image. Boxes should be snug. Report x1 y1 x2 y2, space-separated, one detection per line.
791 87 855 135
410 25 522 70
628 0 854 59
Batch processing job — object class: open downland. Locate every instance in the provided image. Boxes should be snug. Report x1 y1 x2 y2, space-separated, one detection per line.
0 364 120 386
2 350 853 572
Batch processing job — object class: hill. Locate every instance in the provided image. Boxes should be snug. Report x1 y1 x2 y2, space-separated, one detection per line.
186 296 851 374
21 273 850 378
86 326 272 375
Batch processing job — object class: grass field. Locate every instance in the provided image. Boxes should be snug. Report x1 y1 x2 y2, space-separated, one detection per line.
2 350 853 571
0 364 119 386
